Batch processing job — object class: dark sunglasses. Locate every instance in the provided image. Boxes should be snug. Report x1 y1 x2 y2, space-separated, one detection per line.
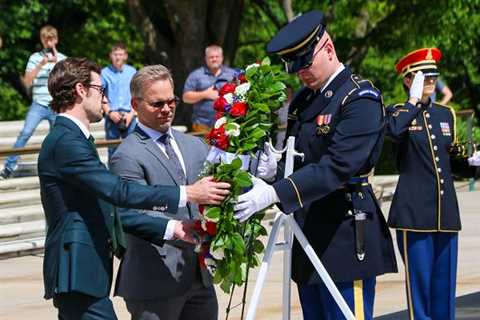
140 96 180 108
89 84 106 96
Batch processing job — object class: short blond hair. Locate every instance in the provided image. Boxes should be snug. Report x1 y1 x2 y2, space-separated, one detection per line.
130 64 174 99
40 25 58 39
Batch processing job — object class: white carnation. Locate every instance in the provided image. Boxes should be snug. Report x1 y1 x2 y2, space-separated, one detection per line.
214 117 227 129
223 93 234 104
235 82 251 96
246 63 260 71
210 246 225 260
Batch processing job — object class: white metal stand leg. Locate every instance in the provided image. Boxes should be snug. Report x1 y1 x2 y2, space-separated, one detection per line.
245 136 356 320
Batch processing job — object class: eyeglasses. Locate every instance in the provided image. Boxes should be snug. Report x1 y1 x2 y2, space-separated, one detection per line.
139 96 180 108
89 84 106 97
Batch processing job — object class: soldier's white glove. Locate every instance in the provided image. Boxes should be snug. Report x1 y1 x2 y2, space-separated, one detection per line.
468 151 480 166
234 177 279 222
257 142 277 181
409 71 425 101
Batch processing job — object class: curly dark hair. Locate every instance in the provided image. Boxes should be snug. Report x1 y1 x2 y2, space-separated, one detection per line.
48 57 101 113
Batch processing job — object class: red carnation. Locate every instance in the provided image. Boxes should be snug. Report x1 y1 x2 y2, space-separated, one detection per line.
230 102 248 117
198 254 206 268
215 111 224 120
205 221 217 236
206 125 229 150
213 96 227 112
239 74 247 83
199 205 205 215
219 82 236 96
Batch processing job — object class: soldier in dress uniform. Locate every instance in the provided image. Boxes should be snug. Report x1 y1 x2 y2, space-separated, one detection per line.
233 10 397 320
386 48 477 320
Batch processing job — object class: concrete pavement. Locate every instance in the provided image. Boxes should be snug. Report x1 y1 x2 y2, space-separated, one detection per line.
1 190 479 319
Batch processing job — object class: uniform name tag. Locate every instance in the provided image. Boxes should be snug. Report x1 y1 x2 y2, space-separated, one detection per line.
440 122 451 136
408 125 423 131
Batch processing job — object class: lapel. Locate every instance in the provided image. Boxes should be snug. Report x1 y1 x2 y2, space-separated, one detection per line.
134 125 183 186
299 67 352 123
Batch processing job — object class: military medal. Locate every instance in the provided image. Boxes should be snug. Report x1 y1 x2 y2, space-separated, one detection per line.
316 113 332 135
440 122 451 136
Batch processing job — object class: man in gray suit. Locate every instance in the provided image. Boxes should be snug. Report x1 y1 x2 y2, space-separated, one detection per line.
110 65 217 320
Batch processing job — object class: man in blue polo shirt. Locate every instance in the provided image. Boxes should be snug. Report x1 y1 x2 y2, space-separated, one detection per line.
182 45 236 133
1 25 66 180
101 42 137 161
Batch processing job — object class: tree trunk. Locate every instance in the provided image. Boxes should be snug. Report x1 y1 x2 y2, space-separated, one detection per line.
126 0 244 128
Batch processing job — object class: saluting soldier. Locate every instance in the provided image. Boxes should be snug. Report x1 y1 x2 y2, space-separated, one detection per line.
233 10 397 320
386 48 476 320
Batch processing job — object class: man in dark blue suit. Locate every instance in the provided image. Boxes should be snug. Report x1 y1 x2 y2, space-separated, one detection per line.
39 57 230 320
234 11 397 320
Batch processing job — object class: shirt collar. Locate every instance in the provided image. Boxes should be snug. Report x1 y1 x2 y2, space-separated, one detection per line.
58 113 91 138
203 65 223 76
321 63 345 93
137 121 173 141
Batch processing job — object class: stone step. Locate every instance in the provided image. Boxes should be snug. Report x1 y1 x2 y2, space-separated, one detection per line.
0 220 45 241
0 189 40 209
0 130 106 148
0 119 105 138
0 176 39 192
0 204 44 224
0 236 44 259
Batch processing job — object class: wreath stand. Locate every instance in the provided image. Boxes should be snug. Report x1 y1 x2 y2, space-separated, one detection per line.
245 136 356 320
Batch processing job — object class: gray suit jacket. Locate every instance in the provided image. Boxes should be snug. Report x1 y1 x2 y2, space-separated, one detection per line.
110 126 210 300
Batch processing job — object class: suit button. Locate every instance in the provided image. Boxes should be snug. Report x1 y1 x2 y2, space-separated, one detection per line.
347 210 353 216
435 157 440 162
441 179 444 184
437 168 442 173
428 124 432 129
426 113 430 118
431 134 436 139
434 145 438 151
152 206 159 211
440 190 444 195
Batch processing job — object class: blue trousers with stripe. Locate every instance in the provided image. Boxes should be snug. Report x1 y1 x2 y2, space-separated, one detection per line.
397 230 458 320
298 277 376 320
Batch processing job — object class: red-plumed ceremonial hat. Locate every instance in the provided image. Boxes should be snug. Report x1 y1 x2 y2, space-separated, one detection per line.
395 48 442 77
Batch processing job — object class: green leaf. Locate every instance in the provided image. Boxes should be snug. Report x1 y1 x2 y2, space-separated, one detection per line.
205 207 221 220
261 56 271 66
235 171 252 188
230 157 242 170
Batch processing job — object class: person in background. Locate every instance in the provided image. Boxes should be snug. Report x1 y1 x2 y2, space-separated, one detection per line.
101 42 137 161
0 25 66 179
182 45 236 133
431 77 453 105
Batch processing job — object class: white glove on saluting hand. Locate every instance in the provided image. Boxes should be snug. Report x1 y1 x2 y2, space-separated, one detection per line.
409 71 425 101
256 142 277 181
234 177 279 222
468 151 480 166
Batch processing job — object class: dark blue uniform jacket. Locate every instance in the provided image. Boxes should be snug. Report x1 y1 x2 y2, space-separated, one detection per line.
386 100 463 231
273 67 397 284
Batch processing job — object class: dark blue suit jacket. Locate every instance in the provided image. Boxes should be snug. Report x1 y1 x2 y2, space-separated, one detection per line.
38 116 180 299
